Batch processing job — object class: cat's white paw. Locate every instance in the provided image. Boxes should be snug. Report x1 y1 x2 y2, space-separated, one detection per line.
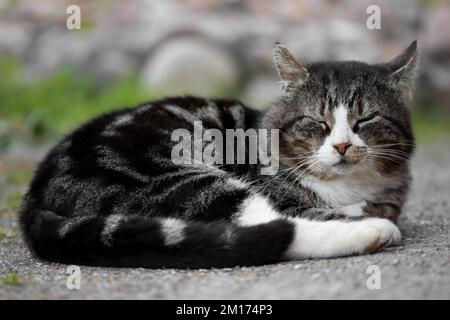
285 217 401 259
350 218 401 254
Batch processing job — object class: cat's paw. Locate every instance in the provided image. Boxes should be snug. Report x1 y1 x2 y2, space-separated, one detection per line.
285 216 402 259
351 218 401 254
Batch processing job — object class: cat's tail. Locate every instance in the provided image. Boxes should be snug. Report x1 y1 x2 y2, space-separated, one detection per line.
20 205 294 269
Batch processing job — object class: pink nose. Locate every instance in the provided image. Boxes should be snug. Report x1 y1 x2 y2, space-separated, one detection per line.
333 143 352 155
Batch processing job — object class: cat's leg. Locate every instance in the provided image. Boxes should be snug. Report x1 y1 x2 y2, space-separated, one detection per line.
337 187 406 222
361 202 400 222
236 195 401 259
283 214 401 259
281 203 369 221
333 201 400 222
303 201 401 222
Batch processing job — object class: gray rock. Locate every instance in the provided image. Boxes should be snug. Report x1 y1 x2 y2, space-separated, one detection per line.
0 22 32 57
281 19 380 62
421 7 450 54
140 37 240 97
92 50 136 81
23 27 92 79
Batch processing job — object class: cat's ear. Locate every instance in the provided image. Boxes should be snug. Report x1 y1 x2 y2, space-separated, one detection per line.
273 43 309 92
385 41 418 99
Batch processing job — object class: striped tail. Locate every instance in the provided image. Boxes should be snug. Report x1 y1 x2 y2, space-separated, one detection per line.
20 208 294 269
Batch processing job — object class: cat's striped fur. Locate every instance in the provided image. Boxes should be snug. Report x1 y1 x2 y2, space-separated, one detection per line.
19 42 417 268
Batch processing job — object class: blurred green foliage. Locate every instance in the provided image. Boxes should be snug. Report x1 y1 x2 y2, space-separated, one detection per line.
0 56 449 149
4 191 23 210
0 56 161 149
1 272 22 286
0 173 30 212
412 111 450 144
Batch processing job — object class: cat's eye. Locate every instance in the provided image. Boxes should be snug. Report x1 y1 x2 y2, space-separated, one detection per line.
318 121 330 133
299 117 329 133
353 115 376 133
292 117 330 136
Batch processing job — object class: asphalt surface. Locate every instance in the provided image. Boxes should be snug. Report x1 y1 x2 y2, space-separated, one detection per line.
1 144 449 299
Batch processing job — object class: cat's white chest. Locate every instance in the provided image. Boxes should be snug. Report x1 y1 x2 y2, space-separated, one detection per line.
300 171 396 207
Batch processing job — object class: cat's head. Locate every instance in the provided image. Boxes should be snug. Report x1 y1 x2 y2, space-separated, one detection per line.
263 41 417 178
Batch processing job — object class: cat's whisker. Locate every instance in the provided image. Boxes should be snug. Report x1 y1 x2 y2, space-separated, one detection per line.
277 160 312 188
368 151 410 162
371 141 415 148
370 155 410 163
368 148 411 156
275 157 325 205
276 161 312 191
368 152 409 160
369 147 412 155
363 157 391 172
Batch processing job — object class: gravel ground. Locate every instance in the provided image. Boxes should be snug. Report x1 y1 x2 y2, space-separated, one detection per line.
0 144 449 300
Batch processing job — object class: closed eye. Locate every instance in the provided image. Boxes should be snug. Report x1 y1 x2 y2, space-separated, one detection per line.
304 116 330 132
287 116 330 134
353 115 377 132
318 121 330 132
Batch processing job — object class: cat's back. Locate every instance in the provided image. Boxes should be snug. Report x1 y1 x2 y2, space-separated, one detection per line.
44 96 258 166
20 96 259 221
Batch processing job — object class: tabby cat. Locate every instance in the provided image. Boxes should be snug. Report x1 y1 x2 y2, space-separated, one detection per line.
20 41 417 268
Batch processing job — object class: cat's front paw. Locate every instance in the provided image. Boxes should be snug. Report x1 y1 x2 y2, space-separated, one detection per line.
351 218 401 254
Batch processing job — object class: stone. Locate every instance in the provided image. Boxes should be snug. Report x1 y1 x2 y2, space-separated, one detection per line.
92 50 136 81
140 37 240 97
23 27 92 79
0 22 32 58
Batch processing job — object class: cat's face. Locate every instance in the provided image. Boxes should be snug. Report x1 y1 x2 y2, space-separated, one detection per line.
265 42 417 178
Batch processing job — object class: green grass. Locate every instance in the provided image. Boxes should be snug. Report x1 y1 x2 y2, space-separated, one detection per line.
0 226 19 239
0 227 10 239
0 148 34 212
412 111 450 145
5 171 32 185
1 272 22 286
3 191 23 210
0 56 162 148
0 172 31 212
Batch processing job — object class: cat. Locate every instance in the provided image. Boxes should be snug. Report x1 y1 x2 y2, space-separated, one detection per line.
19 41 417 268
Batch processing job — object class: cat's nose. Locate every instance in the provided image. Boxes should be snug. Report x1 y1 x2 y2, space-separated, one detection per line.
333 142 352 155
